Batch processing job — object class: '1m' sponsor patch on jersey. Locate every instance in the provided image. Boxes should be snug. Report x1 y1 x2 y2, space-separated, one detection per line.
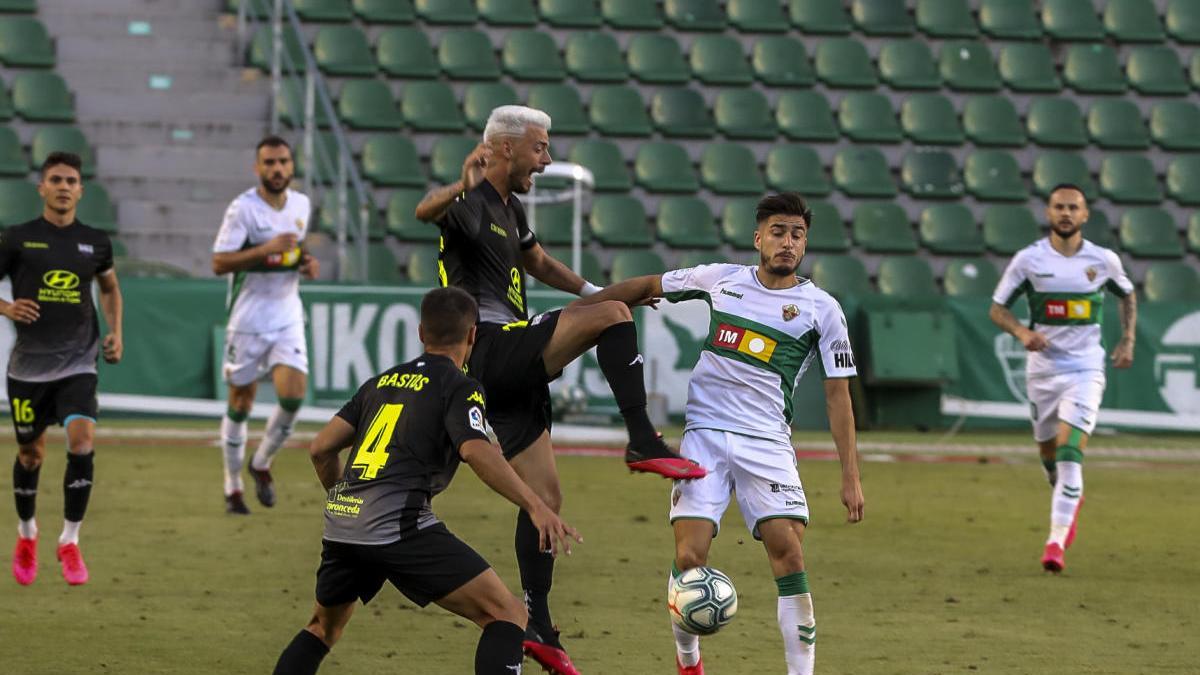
713 323 777 363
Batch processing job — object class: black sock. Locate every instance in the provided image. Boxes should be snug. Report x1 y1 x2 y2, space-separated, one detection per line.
273 629 329 675
63 451 94 523
516 509 554 630
13 457 39 523
475 621 524 675
595 321 656 445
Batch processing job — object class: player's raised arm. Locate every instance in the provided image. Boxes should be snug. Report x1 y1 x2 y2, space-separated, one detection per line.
414 143 491 223
309 416 356 491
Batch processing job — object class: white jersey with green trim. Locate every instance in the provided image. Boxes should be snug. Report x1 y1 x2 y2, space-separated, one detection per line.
992 238 1133 379
213 187 310 334
662 264 857 444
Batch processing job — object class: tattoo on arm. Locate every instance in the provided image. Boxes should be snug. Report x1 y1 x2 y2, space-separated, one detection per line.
1119 293 1137 341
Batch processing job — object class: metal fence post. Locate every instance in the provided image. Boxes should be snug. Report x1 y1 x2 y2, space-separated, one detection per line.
336 152 348 281
303 70 315 197
270 0 282 135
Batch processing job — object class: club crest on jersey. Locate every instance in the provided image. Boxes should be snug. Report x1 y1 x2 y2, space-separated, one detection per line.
1085 266 1097 282
782 304 799 321
294 219 304 231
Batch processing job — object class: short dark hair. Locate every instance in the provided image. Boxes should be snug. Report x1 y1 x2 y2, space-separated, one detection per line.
256 135 292 155
40 151 82 178
420 287 478 348
756 192 812 229
1047 183 1087 202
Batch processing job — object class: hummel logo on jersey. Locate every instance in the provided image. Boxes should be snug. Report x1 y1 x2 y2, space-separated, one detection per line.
628 354 644 366
1035 272 1055 278
719 288 743 299
66 479 93 489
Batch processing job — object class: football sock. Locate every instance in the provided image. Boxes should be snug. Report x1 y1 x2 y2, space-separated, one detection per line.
776 571 815 675
252 400 301 471
516 509 555 631
13 456 39 527
474 620 524 675
594 321 656 446
222 409 249 495
1049 436 1084 547
62 451 94 525
669 565 701 668
1041 457 1057 486
272 629 329 675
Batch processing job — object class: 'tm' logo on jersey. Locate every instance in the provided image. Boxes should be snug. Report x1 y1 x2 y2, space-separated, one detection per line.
713 323 776 363
42 270 79 290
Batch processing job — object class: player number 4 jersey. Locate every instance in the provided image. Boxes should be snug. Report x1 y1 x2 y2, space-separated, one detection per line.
662 264 857 444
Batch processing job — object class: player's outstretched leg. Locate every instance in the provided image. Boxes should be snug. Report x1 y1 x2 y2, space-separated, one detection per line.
435 568 528 675
12 439 43 585
221 400 251 514
1043 425 1086 573
670 520 717 674
57 418 95 585
761 519 815 675
273 601 354 675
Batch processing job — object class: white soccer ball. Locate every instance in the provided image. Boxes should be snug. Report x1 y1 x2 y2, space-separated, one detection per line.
667 566 738 636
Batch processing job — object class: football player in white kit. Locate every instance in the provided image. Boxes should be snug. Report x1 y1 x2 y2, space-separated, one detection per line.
211 136 318 514
577 193 865 675
990 184 1136 573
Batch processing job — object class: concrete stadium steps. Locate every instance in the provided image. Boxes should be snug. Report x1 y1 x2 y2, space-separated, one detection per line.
77 118 268 151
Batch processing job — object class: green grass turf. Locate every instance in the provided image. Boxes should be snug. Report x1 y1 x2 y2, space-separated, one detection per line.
1 432 1197 674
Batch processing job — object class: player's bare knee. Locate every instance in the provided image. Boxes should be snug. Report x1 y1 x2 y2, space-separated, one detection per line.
16 445 42 469
767 545 806 575
493 592 527 628
538 483 563 513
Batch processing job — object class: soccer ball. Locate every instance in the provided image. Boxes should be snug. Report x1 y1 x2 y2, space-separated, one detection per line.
667 566 738 636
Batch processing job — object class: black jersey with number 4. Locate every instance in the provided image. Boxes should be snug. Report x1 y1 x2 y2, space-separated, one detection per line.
323 353 491 545
437 180 538 325
0 218 113 382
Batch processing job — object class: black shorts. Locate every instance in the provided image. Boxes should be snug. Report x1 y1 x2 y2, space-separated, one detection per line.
7 374 98 445
468 311 562 459
315 522 491 608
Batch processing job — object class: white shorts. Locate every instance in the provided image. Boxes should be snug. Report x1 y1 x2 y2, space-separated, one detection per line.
669 428 809 540
223 323 309 387
1027 370 1105 442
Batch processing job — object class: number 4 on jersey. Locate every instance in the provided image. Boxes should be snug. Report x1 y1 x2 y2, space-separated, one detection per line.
351 403 404 480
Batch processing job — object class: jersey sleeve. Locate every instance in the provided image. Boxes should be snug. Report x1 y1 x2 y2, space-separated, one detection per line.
334 380 371 429
1102 249 1135 297
992 250 1030 307
444 377 490 453
0 227 17 280
96 232 114 275
437 193 484 240
661 264 736 303
213 199 249 254
513 201 538 251
815 294 857 379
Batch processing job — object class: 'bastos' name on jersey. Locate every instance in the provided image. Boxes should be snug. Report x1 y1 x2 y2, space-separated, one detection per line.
662 264 857 444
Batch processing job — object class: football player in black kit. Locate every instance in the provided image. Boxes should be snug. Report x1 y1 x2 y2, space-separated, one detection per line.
416 106 706 673
272 287 578 675
3 152 123 586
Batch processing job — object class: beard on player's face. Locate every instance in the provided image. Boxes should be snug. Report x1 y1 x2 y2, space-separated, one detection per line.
260 172 290 195
1051 220 1081 239
759 248 802 276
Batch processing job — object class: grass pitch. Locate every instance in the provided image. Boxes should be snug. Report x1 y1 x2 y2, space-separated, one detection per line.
1 423 1197 674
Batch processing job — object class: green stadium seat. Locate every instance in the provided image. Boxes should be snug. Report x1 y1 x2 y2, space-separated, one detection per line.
776 91 838 142
317 191 385 240
376 27 437 78
12 72 73 122
353 0 415 22
690 35 752 85
901 94 964 145
919 204 983 254
590 195 651 246
386 190 438 241
1166 156 1200 205
0 127 26 176
610 250 666 282
982 204 1040 254
529 203 585 245
1126 46 1190 95
403 245 438 285
1033 152 1098 200
815 38 878 89
943 258 1000 297
1041 0 1104 41
360 135 424 187
678 251 728 268
503 31 565 81
999 42 1062 92
1190 213 1200 253
833 148 896 198
277 80 331 128
657 196 720 249
565 32 627 82
0 79 12 121
721 198 758 250
348 245 402 285
1100 155 1163 204
665 0 726 31
901 150 963 200
479 0 537 25
0 18 55 67
109 237 128 258
751 36 815 87
939 41 1001 92
1167 0 1200 43
1082 209 1118 249
635 142 698 193
294 131 340 184
526 84 588 134
916 0 977 38
1027 98 1087 148
852 203 916 253
714 89 776 140
601 0 662 28
811 255 871 298
429 137 478 184
249 25 305 72
0 180 42 226
651 88 713 138
789 0 851 34
628 35 688 84
0 0 36 11
766 145 830 196
401 81 464 132
77 184 117 233
589 85 651 136
1104 0 1166 43
1063 43 1127 94
1151 101 1200 150
700 143 764 195
838 93 901 143
1143 262 1200 302
415 0 477 24
878 40 941 90
1120 208 1183 257
31 127 95 178
295 0 353 21
965 150 1027 202
877 256 938 300
979 0 1041 39
806 201 850 252
1087 100 1150 150
1192 51 1200 90
568 139 631 192
963 95 1025 147
439 30 500 80
540 0 601 27
546 246 604 283
728 0 787 33
337 80 401 130
852 0 914 35
462 82 517 131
